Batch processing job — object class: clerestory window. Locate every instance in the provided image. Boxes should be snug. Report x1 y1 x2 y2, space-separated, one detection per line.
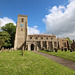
35 37 38 39
30 37 32 39
41 37 43 39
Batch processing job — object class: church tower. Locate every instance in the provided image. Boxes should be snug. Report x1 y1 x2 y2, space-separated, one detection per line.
14 14 28 50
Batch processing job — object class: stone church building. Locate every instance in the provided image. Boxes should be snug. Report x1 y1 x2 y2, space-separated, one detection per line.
14 14 68 51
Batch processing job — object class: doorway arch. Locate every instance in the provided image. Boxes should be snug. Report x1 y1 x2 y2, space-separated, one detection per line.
31 44 34 50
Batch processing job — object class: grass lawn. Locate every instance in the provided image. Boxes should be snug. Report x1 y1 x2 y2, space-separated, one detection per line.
39 50 75 62
0 50 75 75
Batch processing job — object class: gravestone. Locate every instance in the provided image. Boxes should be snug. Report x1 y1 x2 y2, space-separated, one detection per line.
5 49 7 52
1 47 4 52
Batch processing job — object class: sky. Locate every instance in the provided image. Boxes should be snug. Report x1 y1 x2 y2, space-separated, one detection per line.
0 0 75 39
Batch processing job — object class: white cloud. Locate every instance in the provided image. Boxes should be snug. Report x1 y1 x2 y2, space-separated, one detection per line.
0 20 1 27
28 26 40 34
43 0 75 39
33 25 38 28
0 17 40 34
0 17 16 27
69 0 75 2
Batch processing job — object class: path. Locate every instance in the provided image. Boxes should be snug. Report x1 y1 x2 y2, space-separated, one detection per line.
34 51 75 70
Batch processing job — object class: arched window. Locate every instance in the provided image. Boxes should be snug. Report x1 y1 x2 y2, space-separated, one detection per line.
51 37 53 40
64 43 66 47
35 37 38 39
54 42 57 47
21 18 24 22
43 41 47 47
37 41 41 49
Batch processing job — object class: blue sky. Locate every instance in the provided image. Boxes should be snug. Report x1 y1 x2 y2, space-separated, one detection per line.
0 0 75 39
0 0 68 32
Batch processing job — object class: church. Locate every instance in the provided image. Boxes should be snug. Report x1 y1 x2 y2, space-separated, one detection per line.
14 14 68 51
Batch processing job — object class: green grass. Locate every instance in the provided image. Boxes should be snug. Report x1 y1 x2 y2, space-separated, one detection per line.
39 50 75 62
0 50 75 75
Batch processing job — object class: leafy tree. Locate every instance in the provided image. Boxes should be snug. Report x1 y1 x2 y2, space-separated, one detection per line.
0 31 11 48
1 23 16 47
0 38 4 48
66 37 72 44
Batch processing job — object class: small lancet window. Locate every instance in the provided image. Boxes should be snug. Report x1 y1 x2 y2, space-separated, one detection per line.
21 18 24 22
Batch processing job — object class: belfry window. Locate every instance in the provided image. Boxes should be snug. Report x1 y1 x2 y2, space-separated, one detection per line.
21 18 24 22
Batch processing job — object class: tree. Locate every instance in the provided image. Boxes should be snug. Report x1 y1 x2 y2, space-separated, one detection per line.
66 37 72 50
0 31 11 48
66 37 72 44
1 23 16 47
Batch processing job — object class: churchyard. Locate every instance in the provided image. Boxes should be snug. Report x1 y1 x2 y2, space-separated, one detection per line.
0 50 75 75
39 50 75 62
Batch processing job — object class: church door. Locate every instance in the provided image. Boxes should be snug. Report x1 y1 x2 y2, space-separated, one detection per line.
31 44 34 50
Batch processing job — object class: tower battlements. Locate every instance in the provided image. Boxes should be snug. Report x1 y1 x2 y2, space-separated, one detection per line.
18 14 28 17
